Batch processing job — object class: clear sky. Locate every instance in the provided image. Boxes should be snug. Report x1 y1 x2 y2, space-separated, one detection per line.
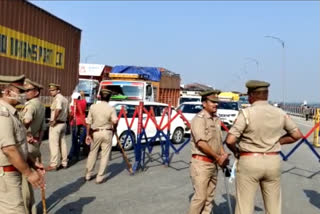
31 1 320 103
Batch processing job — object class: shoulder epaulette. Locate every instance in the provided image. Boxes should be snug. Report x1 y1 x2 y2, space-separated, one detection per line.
0 106 9 117
197 112 205 118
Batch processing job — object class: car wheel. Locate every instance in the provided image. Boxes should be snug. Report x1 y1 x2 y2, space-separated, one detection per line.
118 131 135 151
171 127 184 144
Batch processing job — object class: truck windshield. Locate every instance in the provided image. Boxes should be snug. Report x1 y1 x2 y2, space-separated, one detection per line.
102 85 144 100
76 79 99 96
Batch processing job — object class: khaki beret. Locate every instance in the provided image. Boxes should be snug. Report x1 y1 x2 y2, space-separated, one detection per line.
100 89 113 95
25 78 43 90
200 90 221 103
48 83 60 90
0 74 26 91
246 80 270 92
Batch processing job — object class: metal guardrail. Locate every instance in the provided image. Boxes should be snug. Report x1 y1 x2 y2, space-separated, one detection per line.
281 105 316 118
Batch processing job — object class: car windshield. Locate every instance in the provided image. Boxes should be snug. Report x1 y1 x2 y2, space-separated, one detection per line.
114 104 137 118
178 104 203 114
218 102 239 110
179 97 201 104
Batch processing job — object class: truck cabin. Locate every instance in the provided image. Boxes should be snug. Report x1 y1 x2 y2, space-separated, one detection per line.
74 79 99 106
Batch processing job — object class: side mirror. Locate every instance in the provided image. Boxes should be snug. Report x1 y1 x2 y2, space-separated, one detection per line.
146 85 152 96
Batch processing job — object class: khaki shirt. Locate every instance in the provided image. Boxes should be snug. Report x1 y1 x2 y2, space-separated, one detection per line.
21 98 45 137
0 100 28 166
229 101 298 153
50 93 68 122
191 109 223 156
87 101 118 130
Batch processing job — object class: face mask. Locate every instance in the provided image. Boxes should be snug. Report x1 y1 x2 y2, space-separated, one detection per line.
8 90 26 104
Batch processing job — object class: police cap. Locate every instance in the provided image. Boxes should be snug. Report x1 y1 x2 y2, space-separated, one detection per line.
25 78 43 90
246 80 270 93
100 89 113 96
0 75 26 91
200 90 221 102
48 83 60 91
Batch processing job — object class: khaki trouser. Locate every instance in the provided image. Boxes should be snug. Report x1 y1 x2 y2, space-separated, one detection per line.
22 176 36 214
49 123 68 167
86 130 113 182
0 170 25 214
235 155 281 214
188 158 218 214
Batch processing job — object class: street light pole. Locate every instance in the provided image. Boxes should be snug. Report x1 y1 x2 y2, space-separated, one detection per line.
84 54 96 63
265 35 286 108
245 57 259 73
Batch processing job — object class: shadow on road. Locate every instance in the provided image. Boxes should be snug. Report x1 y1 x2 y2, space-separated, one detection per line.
141 152 189 172
213 194 263 213
106 159 129 181
54 197 96 214
188 193 263 213
282 166 320 179
304 189 320 210
37 177 86 213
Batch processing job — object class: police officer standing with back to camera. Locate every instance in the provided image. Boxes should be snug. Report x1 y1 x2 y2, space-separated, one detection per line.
46 83 69 171
85 89 118 184
225 80 303 214
20 79 46 214
0 75 45 214
188 90 230 214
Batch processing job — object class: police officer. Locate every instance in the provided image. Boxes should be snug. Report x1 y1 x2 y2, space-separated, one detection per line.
20 79 46 214
46 83 69 171
0 75 44 214
85 89 118 184
21 79 45 163
188 90 230 214
225 80 303 214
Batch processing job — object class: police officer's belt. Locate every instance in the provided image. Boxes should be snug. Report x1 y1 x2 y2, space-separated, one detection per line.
56 120 66 124
0 165 18 172
92 128 113 133
192 154 214 163
240 152 279 157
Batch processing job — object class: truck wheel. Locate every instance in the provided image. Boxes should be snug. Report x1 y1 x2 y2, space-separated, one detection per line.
172 127 184 144
119 131 135 151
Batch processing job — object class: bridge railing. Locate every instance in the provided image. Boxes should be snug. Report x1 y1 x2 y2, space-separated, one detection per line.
281 105 316 118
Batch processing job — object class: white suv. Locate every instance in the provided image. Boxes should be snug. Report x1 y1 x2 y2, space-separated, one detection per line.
111 101 186 150
217 101 239 128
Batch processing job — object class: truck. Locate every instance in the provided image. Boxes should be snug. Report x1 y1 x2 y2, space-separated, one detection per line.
0 0 81 107
72 63 112 106
98 66 181 107
218 91 240 102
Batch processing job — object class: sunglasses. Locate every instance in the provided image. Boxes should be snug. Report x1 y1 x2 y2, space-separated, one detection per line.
25 88 36 92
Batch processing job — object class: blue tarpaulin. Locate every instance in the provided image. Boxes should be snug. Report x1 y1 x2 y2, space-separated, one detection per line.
111 66 161 82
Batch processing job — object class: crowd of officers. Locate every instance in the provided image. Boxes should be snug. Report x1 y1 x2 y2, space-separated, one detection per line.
0 73 305 214
0 74 117 214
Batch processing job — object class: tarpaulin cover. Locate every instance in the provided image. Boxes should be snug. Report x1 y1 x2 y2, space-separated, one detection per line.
111 65 161 82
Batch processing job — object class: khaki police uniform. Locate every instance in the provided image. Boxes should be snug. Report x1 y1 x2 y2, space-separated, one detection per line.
20 79 45 214
49 92 69 168
85 100 118 183
0 99 28 214
188 91 223 214
21 97 45 161
228 81 298 214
